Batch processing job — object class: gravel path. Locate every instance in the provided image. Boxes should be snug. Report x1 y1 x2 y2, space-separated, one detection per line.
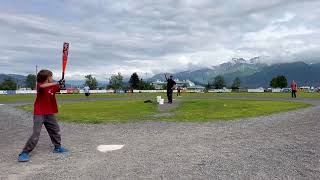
0 98 319 179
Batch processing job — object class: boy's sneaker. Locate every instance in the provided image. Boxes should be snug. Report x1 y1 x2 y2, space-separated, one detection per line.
18 152 29 162
53 146 68 153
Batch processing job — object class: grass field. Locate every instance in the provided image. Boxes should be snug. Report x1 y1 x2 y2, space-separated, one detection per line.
0 93 165 103
165 99 311 122
19 100 158 123
18 98 311 124
0 93 164 103
1 92 320 103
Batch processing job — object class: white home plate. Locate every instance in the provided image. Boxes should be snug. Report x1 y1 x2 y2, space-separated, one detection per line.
0 104 4 106
97 145 124 152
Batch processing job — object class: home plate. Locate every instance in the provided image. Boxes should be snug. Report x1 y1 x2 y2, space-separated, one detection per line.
0 104 4 106
97 145 124 152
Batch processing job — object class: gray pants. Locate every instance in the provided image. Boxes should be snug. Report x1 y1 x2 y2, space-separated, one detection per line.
23 115 61 153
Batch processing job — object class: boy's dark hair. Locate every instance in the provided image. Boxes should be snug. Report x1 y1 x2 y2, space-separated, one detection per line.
37 70 53 83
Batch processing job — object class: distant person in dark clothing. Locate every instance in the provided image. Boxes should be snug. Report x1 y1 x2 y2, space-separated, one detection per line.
164 74 176 104
177 86 181 96
291 80 298 98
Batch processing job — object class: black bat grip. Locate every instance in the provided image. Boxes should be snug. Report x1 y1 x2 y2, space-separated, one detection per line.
60 72 66 90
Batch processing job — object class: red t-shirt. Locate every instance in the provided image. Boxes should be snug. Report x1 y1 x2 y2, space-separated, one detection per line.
291 82 297 91
34 83 60 115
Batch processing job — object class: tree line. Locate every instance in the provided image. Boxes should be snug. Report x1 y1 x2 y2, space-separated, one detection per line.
0 72 155 90
0 73 289 90
205 75 241 90
206 75 288 89
0 74 36 90
84 72 155 90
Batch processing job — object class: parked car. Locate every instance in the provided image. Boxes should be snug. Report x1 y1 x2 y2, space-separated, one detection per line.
115 89 125 94
265 88 272 92
281 88 292 93
66 87 80 94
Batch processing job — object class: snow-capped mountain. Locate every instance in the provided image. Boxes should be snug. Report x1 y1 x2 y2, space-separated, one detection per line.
149 57 268 84
148 58 320 87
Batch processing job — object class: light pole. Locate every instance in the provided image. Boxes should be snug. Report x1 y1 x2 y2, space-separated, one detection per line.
35 65 38 90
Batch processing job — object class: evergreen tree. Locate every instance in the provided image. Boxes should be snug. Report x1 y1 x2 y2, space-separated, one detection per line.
231 77 241 89
213 75 225 89
129 72 140 89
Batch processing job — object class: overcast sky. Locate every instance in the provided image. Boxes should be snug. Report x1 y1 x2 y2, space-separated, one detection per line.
0 0 319 80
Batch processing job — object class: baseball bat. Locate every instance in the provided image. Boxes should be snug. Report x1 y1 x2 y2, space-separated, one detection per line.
62 42 69 80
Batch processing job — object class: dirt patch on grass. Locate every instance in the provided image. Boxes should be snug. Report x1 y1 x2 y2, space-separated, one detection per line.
149 99 182 118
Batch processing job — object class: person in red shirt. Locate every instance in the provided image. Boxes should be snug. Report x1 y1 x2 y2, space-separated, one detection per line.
18 70 68 162
291 80 298 98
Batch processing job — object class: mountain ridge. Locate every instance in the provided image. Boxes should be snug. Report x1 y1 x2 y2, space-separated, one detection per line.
149 58 320 88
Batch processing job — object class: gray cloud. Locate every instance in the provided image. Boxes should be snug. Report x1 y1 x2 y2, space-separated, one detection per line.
0 0 319 80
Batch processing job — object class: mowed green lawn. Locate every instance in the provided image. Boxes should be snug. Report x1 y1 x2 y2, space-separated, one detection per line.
19 100 158 124
165 99 311 122
186 92 320 98
1 92 320 103
0 93 165 103
18 99 311 123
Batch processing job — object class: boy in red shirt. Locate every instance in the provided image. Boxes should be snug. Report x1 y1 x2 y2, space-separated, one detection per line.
291 80 298 98
18 70 68 162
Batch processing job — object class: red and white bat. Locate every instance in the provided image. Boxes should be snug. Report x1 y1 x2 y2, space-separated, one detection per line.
62 42 69 80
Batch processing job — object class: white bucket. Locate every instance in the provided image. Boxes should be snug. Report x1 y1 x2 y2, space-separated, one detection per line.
156 96 162 103
159 99 164 105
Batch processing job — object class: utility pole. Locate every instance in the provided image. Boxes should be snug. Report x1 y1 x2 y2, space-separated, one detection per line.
35 65 38 90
